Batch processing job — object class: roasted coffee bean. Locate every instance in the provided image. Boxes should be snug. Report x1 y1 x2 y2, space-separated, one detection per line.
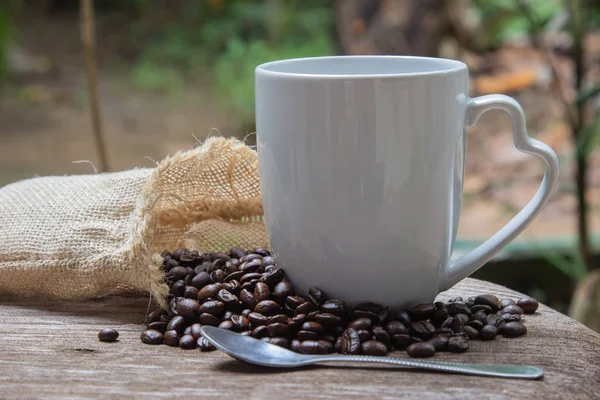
396 311 411 325
340 328 361 355
334 337 343 352
502 304 524 315
241 259 263 273
431 308 449 327
253 248 270 257
163 330 179 346
486 314 505 328
320 299 346 316
361 340 387 356
392 334 411 350
231 315 250 331
216 289 238 308
223 261 238 275
166 316 186 333
317 340 334 353
241 308 252 317
240 331 252 336
470 304 493 314
253 282 271 303
372 326 391 348
171 248 187 261
441 317 453 329
474 294 501 312
464 326 479 339
428 335 448 351
183 274 194 287
261 268 285 286
176 298 199 320
384 321 406 335
98 328 119 342
473 310 488 324
410 321 434 339
170 280 186 297
141 329 164 345
450 317 464 334
272 281 294 299
356 329 371 342
218 320 234 330
467 320 484 330
198 300 225 317
501 298 516 308
447 302 472 316
240 272 262 284
241 279 260 292
225 270 245 283
222 310 234 321
255 300 281 316
501 321 527 337
268 314 288 325
348 317 372 331
267 323 289 337
447 336 469 353
146 309 166 324
240 289 257 309
297 330 319 341
179 334 197 349
230 247 246 259
198 337 216 352
164 258 179 271
168 266 188 281
197 283 222 302
252 325 269 338
286 296 305 310
434 327 454 336
305 311 320 321
199 313 221 327
210 269 226 283
287 315 306 331
183 326 192 336
298 340 328 354
480 325 498 340
183 285 199 299
352 309 380 323
262 337 289 349
300 321 324 333
295 301 318 315
455 313 470 325
322 334 336 343
407 342 436 358
264 265 277 273
187 323 202 340
290 339 301 352
247 312 268 327
409 303 436 320
146 321 168 333
179 253 197 263
313 313 342 328
501 313 521 322
262 256 276 266
307 287 324 305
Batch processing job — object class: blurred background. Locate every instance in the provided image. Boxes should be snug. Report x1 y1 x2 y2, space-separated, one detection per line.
0 0 598 330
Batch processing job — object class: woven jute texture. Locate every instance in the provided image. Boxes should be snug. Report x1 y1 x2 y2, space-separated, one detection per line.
0 137 269 307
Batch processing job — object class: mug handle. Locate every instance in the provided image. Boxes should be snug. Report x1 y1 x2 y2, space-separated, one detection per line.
440 94 560 291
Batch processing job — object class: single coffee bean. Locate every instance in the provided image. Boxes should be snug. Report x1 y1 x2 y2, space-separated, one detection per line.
428 335 449 351
254 282 271 303
261 268 285 287
263 337 289 349
170 280 186 297
384 321 406 335
267 314 288 325
198 337 216 352
252 325 269 338
171 248 187 261
98 328 119 342
431 307 449 327
473 310 488 323
409 303 436 320
179 334 197 349
474 294 501 312
264 265 277 273
231 315 250 331
348 317 372 331
188 323 202 340
267 323 289 337
361 340 387 356
230 247 246 259
464 325 479 339
322 334 336 343
297 330 319 341
397 311 411 325
261 255 274 265
199 300 225 317
223 261 238 275
146 309 166 324
301 321 324 333
163 330 179 346
392 334 411 350
225 270 245 283
181 284 199 299
240 289 257 309
470 304 493 314
291 339 301 352
168 266 188 281
166 316 186 333
241 308 252 317
501 321 527 337
354 329 370 342
411 321 434 339
217 289 239 309
320 299 346 316
140 329 164 345
164 258 178 271
480 324 498 340
287 315 305 331
447 302 472 316
447 336 469 353
253 248 270 257
199 313 221 327
317 340 334 353
295 301 318 315
240 272 262 284
434 327 454 336
146 321 168 333
334 337 343 352
467 320 484 330
502 304 524 315
286 296 305 310
255 300 281 316
307 287 324 306
351 309 380 323
486 314 505 328
313 313 343 328
183 326 192 336
340 328 361 355
372 326 391 349
272 281 294 299
241 259 263 273
455 313 470 326
240 253 262 263
197 283 222 302
501 313 521 322
223 310 235 320
218 320 234 330
501 298 516 308
298 340 328 354
441 317 454 329
247 312 268 327
407 342 436 358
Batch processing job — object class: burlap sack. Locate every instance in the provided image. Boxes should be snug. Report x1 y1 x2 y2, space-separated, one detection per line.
0 137 269 307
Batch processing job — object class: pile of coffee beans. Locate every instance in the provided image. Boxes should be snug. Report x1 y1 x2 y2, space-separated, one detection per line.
140 247 538 358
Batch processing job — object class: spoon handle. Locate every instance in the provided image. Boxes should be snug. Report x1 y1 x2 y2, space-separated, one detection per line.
308 355 543 380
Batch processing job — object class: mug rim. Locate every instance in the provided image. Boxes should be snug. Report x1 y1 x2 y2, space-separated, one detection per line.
255 55 467 80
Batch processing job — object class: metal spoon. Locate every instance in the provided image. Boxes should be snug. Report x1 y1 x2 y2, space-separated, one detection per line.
200 326 543 380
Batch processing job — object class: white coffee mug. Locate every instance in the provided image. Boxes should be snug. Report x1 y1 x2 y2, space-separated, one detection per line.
255 55 559 309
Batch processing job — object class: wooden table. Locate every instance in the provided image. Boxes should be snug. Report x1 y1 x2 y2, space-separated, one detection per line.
1 278 599 399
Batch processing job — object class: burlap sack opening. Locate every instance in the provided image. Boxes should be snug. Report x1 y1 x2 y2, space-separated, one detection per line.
0 137 269 307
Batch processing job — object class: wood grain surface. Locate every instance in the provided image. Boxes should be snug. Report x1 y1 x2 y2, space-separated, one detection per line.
0 278 598 400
